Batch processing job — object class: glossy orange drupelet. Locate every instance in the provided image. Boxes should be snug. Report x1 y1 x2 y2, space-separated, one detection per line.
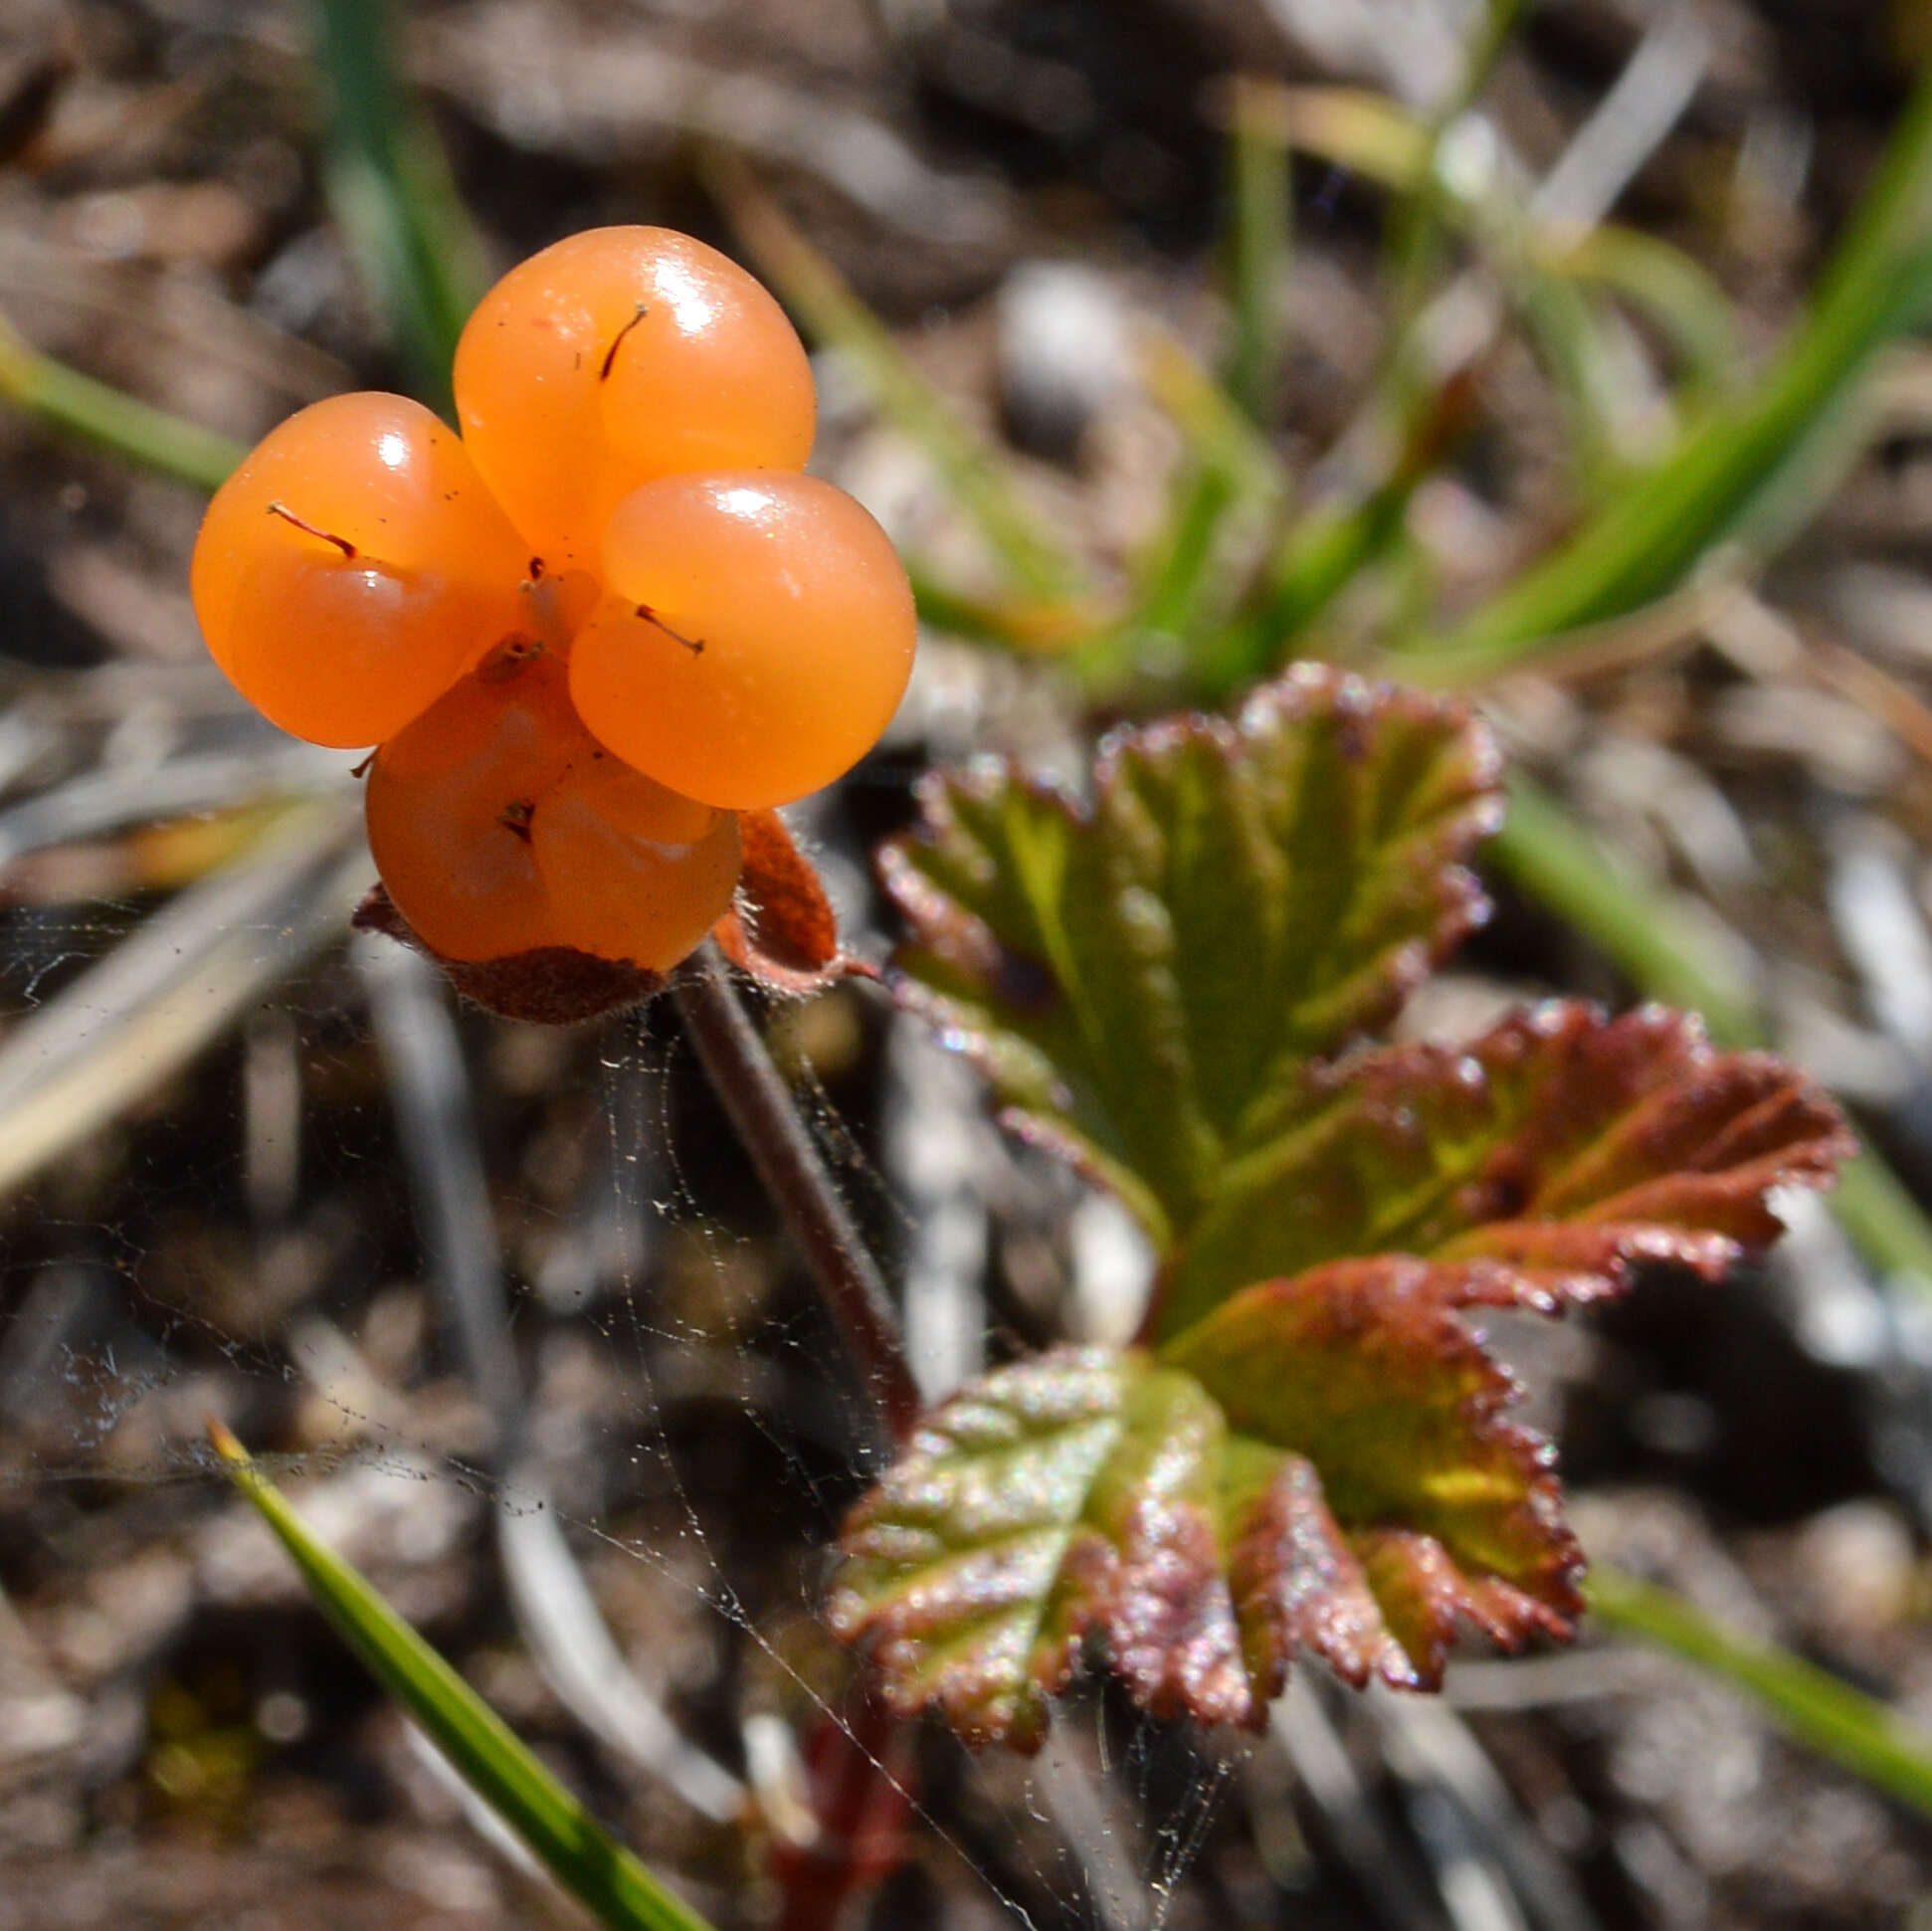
453 227 817 573
190 392 528 749
190 227 917 976
575 472 916 812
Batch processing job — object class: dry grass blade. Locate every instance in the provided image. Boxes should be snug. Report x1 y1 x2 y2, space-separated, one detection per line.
356 937 748 1824
711 154 1084 606
1530 3 1709 235
0 794 367 1201
1031 1738 1151 1931
414 1 1008 247
0 743 347 870
1271 1678 1449 1930
1372 1690 1602 1931
358 937 523 1437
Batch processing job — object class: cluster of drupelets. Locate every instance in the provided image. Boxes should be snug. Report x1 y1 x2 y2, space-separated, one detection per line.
191 228 916 972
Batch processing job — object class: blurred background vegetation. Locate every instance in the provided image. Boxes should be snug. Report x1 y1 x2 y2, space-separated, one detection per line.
9 0 1932 1927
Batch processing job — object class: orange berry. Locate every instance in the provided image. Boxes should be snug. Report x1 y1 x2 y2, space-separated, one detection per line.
569 473 917 811
453 227 815 569
365 646 573 961
191 393 529 747
530 749 743 972
366 649 740 970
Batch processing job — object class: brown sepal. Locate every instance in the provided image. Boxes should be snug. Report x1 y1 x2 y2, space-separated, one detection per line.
715 808 873 997
352 885 667 1024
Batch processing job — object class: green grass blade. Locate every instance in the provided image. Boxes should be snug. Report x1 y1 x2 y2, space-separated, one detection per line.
1510 256 1640 497
0 311 244 492
1224 78 1292 427
316 0 488 412
1832 1157 1932 1298
1419 54 1932 680
1247 479 1416 654
1492 773 1932 1293
1559 225 1745 406
209 1424 721 1931
1384 0 1536 328
712 157 1083 603
1104 333 1288 688
906 564 1099 654
1146 329 1290 506
1216 368 1475 686
1137 465 1240 639
1491 773 1761 1044
1588 1562 1932 1818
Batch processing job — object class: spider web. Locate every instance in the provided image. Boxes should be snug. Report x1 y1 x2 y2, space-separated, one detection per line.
0 723 1251 1931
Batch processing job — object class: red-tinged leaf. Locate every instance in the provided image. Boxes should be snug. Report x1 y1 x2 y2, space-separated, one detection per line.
1161 1260 1579 1626
1226 1462 1569 1693
354 808 866 1023
830 1321 1576 1748
855 670 1855 1747
830 1350 1250 1748
1352 1531 1568 1688
1155 1001 1854 1339
878 666 1501 1246
1225 1453 1408 1689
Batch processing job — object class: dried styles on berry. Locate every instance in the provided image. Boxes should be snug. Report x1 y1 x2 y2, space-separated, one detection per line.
189 226 917 1006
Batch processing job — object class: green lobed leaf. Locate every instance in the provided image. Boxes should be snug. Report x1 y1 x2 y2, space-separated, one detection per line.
832 1350 1237 1749
836 1011 1845 1745
857 684 1856 1748
831 1324 1575 1749
1156 1001 1854 1339
878 666 1502 1248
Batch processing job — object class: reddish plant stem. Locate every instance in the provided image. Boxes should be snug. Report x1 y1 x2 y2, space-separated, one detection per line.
673 944 923 1446
675 945 922 1931
771 1688 917 1931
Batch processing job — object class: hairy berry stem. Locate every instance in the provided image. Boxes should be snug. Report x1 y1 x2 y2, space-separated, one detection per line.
674 944 921 1445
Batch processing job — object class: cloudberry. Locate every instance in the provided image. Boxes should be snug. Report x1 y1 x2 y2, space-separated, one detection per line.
189 226 913 982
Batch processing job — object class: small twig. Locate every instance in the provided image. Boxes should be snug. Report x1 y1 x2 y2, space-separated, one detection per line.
360 936 747 1822
1812 636 1932 767
674 943 921 1446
